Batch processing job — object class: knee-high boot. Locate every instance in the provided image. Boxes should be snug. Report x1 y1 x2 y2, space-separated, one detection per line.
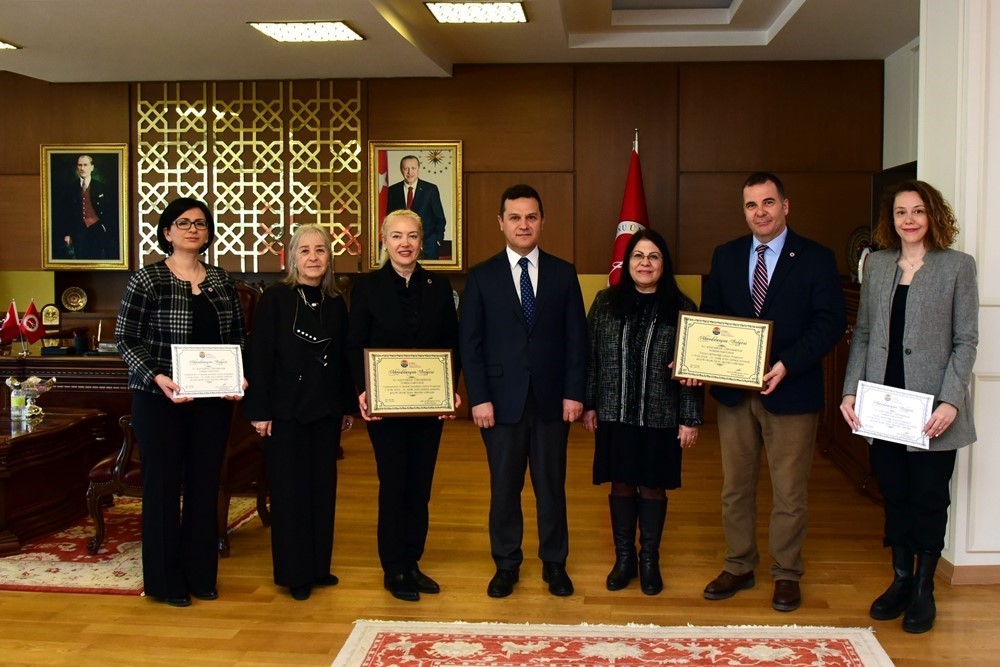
903 552 940 634
606 495 638 591
637 497 667 596
870 545 914 620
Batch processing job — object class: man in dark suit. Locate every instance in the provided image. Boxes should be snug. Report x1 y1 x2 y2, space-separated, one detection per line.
56 154 118 260
459 184 587 598
386 155 447 259
699 172 845 612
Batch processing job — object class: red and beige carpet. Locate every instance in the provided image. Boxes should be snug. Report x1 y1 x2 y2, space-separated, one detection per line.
0 496 258 595
333 620 894 667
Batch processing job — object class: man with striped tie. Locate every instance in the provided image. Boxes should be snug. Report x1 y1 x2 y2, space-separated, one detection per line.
699 172 845 613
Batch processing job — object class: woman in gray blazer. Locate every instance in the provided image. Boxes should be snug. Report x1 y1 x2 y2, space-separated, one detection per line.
840 180 978 635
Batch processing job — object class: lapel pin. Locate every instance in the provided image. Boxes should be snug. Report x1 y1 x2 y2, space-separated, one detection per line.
789 252 796 258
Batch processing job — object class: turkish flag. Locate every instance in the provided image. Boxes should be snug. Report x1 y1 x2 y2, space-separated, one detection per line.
377 149 389 230
19 301 45 344
1 302 20 345
608 148 649 286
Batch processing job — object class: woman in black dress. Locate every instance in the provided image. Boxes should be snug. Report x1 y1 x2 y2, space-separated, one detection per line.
583 228 703 595
244 224 356 601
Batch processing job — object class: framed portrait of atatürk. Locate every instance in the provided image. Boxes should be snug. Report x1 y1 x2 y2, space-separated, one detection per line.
367 141 462 272
40 144 129 270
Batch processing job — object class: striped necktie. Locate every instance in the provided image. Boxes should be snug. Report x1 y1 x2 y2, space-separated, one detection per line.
752 244 769 317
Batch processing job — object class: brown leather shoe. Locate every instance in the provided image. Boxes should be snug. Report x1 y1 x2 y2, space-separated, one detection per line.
703 570 755 600
772 579 801 612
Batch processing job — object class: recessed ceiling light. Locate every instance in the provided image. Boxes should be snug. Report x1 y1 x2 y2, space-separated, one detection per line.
425 2 527 24
249 21 364 42
0 39 20 50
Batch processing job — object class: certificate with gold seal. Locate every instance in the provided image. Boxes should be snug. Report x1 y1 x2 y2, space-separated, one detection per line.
365 349 456 417
171 344 245 398
672 311 773 390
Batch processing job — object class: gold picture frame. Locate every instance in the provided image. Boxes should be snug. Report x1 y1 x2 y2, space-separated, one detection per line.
40 144 129 270
367 141 462 272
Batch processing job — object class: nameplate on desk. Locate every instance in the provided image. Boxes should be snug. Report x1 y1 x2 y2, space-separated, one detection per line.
364 349 456 417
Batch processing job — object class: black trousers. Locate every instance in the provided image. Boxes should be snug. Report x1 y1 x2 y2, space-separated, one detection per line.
263 414 341 588
482 388 570 571
131 391 232 599
870 439 957 554
367 417 443 576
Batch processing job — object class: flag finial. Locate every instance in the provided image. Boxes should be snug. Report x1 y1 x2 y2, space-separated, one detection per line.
633 128 639 153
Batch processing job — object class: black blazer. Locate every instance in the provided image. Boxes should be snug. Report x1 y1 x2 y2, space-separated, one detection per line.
346 263 460 392
700 227 846 414
243 283 355 423
459 249 587 424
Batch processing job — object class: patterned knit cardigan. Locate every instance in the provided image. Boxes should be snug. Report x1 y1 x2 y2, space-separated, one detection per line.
585 288 703 429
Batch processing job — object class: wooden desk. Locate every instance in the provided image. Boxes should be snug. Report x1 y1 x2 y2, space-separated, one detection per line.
0 409 106 555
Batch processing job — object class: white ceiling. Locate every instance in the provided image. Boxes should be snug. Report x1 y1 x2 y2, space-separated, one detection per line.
0 0 919 83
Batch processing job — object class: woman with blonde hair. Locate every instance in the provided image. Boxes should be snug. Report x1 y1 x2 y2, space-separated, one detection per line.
347 209 461 601
245 224 356 601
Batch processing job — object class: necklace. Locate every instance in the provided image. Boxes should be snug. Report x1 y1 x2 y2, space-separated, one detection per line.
297 287 324 310
901 255 924 271
166 256 204 283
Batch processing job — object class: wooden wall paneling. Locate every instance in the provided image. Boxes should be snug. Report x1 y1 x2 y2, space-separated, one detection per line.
367 65 574 173
0 176 43 270
678 62 883 173
573 64 679 274
678 172 874 277
0 72 130 176
464 173 574 268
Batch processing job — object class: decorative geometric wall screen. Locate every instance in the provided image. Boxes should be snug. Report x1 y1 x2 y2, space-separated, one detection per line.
136 80 362 272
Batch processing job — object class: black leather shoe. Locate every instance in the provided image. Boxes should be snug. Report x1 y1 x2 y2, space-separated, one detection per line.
408 567 440 594
290 584 312 601
162 595 192 607
703 570 755 600
542 562 574 597
487 568 519 598
314 573 340 587
772 579 801 612
190 589 218 601
384 573 420 602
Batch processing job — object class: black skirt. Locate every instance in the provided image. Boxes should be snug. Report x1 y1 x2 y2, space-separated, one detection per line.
593 421 682 490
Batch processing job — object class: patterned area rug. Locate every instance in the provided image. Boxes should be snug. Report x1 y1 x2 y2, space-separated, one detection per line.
0 496 259 595
333 621 895 667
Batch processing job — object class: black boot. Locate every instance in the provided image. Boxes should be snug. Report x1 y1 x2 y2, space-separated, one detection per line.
606 495 638 591
903 552 940 633
637 497 667 596
870 546 914 620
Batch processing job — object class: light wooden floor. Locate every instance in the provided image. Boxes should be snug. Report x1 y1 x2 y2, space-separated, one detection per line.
1 420 997 666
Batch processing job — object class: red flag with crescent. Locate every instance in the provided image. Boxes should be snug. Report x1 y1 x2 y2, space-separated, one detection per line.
1 302 20 345
608 148 649 286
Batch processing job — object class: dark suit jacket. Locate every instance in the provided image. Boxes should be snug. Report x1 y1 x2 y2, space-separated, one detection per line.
460 249 588 424
700 227 846 414
387 179 447 259
346 263 460 392
243 284 355 423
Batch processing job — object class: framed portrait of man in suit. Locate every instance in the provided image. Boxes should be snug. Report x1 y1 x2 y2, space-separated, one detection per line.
40 144 129 270
367 140 462 271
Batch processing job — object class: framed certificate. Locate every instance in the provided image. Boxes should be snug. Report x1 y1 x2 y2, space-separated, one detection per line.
853 380 933 449
171 344 245 398
672 311 773 390
364 349 456 416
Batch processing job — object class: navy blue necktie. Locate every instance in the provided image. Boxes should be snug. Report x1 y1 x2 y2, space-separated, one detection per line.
518 257 535 327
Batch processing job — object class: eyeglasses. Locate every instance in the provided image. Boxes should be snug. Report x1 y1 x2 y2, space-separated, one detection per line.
173 218 208 231
630 251 663 263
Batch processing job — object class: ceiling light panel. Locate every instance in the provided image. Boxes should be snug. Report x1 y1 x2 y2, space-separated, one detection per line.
426 3 527 24
249 22 363 42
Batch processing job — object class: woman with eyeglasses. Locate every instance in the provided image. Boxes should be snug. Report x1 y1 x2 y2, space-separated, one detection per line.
116 197 247 607
244 224 356 601
582 228 703 596
346 210 460 602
